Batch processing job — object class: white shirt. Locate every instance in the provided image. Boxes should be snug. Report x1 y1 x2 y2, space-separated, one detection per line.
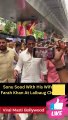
15 49 48 83
19 114 28 120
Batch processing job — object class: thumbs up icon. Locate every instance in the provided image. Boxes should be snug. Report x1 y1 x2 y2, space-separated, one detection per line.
54 98 63 110
50 98 63 110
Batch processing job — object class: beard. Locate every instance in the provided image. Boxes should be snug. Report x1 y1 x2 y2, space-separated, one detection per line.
29 47 33 51
0 46 7 51
28 47 33 54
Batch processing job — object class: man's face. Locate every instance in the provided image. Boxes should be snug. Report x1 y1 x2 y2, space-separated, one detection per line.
27 40 35 52
0 39 7 51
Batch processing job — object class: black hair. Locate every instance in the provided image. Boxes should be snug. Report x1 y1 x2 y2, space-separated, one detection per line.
51 38 55 42
26 35 36 44
15 41 22 47
0 33 6 40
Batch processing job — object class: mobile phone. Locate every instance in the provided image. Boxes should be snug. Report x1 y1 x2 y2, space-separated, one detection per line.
33 47 47 58
33 47 54 59
47 47 54 59
64 54 68 70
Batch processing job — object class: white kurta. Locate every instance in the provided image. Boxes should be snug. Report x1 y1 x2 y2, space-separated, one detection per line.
15 49 48 83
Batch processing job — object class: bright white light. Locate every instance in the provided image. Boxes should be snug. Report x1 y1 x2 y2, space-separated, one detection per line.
0 22 5 26
64 0 68 13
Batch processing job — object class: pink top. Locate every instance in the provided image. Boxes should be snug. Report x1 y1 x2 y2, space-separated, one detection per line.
47 55 65 83
47 60 60 83
41 55 65 83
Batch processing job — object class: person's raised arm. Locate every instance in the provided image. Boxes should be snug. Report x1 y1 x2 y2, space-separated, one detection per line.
53 48 68 83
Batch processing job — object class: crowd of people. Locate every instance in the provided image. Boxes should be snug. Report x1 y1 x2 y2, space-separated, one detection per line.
0 34 68 120
0 33 68 83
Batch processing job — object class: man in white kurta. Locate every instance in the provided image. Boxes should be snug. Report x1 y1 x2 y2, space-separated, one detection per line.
14 35 48 83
